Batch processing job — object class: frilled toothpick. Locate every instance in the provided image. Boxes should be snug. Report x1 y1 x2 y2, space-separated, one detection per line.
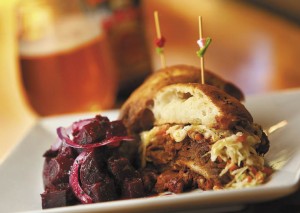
154 11 166 68
196 16 212 84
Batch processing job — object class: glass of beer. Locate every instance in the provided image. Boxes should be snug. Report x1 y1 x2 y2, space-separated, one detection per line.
16 0 117 116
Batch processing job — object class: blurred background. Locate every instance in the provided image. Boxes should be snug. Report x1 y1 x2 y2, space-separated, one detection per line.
0 0 299 163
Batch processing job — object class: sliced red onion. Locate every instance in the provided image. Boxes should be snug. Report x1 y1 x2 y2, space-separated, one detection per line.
71 119 94 132
57 127 76 145
65 136 134 149
60 119 92 137
57 126 133 149
50 138 62 151
57 127 66 141
50 127 69 151
69 151 93 204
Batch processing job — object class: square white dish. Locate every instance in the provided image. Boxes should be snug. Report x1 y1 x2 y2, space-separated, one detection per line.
1 88 300 213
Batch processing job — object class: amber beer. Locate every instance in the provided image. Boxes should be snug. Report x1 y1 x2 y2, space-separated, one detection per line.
19 34 117 116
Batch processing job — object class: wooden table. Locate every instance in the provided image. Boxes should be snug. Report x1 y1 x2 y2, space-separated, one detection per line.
0 0 299 211
143 0 300 95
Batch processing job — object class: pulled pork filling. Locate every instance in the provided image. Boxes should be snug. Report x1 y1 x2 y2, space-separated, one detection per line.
140 123 271 193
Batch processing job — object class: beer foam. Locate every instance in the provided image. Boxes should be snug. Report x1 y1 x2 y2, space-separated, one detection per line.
19 15 102 56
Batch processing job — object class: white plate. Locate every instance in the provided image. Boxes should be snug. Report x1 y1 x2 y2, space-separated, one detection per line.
1 89 300 213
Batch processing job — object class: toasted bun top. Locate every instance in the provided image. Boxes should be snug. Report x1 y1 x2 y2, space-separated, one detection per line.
152 83 252 129
119 64 245 133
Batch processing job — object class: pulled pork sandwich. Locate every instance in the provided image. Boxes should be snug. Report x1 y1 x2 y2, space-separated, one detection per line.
119 64 244 135
120 83 271 193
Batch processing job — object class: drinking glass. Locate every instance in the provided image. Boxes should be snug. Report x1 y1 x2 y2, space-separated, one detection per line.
16 0 117 116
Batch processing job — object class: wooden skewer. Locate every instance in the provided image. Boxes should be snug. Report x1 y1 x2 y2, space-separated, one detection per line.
199 16 205 84
154 11 166 68
154 11 162 39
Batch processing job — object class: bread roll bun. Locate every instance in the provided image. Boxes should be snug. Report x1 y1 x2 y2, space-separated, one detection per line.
119 64 245 133
152 83 252 129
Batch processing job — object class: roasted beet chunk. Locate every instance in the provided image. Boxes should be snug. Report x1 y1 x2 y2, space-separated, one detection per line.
41 189 67 209
87 176 117 202
43 149 58 158
42 146 78 209
122 178 145 198
43 146 76 161
107 155 139 183
80 151 106 186
41 186 78 209
73 120 106 145
95 115 110 124
107 155 145 198
79 150 118 202
59 146 77 158
43 154 74 189
108 120 127 137
72 116 128 145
